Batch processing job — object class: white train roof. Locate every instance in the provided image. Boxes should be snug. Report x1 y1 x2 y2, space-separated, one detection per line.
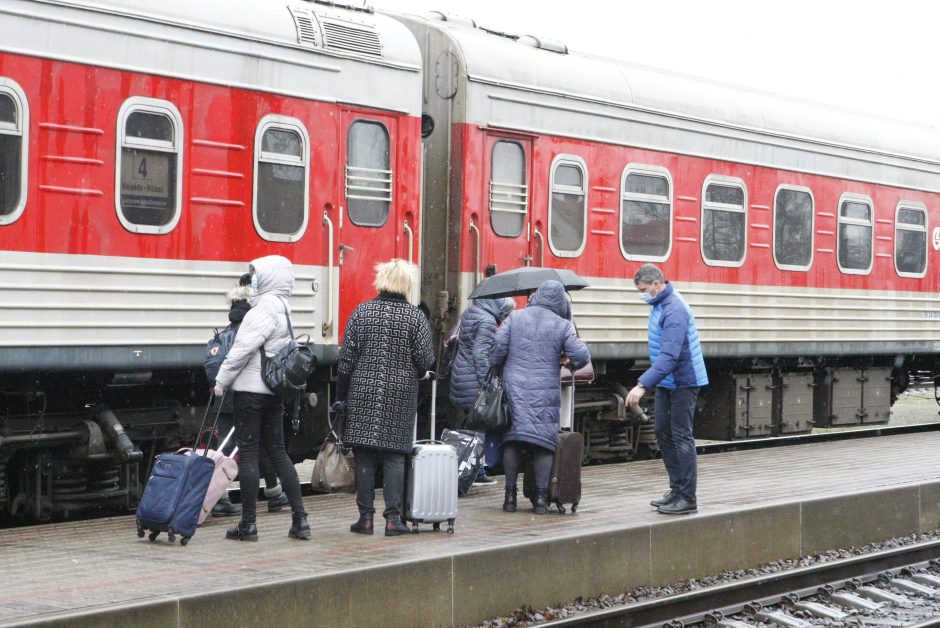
3 0 422 115
411 13 940 169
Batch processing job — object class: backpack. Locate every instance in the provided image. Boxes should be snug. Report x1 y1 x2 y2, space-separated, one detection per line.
260 299 318 399
203 325 238 383
437 320 461 381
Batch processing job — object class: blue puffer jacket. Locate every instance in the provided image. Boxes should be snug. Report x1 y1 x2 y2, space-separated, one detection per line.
448 297 514 411
491 281 590 451
637 282 708 390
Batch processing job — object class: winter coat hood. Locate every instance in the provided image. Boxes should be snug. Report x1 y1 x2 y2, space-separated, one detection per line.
477 297 515 323
529 280 569 319
448 297 515 411
249 255 294 304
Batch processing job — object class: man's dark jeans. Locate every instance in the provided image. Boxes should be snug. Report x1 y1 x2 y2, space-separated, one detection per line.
653 386 699 501
233 391 304 522
353 447 405 518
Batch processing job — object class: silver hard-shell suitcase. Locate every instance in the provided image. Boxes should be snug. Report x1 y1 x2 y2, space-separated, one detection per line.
404 373 458 533
404 440 458 533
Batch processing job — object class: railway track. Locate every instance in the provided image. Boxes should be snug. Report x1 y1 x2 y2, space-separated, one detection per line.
539 540 940 627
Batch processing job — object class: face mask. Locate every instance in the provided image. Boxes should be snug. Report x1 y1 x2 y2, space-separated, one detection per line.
640 293 653 304
250 273 258 292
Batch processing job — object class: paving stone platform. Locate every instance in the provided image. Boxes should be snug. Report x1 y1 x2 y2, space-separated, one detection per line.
2 431 940 627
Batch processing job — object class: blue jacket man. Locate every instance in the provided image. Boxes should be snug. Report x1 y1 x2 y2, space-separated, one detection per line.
626 263 707 515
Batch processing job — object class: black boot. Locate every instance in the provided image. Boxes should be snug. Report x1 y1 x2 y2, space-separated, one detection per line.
385 514 410 537
288 511 311 540
350 513 374 535
534 489 549 515
503 486 518 512
225 520 258 542
212 495 241 518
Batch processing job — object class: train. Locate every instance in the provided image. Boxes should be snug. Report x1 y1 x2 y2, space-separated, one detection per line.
2 0 939 522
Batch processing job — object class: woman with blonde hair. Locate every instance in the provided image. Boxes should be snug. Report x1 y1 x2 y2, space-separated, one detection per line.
336 259 435 536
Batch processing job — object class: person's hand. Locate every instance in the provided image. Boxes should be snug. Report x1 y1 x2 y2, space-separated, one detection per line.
213 384 225 397
625 383 645 406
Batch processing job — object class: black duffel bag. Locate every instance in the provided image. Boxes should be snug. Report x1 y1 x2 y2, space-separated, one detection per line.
261 299 317 399
462 367 511 432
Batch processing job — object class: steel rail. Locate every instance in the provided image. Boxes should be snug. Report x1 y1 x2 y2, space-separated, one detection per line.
539 539 940 627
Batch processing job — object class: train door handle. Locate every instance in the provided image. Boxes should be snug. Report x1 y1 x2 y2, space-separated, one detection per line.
338 244 355 267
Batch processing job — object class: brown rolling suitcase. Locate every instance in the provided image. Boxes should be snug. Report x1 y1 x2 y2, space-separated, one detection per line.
523 430 583 514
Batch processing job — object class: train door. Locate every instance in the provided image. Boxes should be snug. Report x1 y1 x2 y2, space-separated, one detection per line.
335 110 403 333
474 134 535 280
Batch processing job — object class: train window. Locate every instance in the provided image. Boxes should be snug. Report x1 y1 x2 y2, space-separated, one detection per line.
620 165 672 261
548 156 587 256
701 176 747 266
490 140 527 237
346 120 391 227
254 116 309 242
836 194 873 274
116 98 183 234
773 186 814 271
0 78 28 225
895 203 927 278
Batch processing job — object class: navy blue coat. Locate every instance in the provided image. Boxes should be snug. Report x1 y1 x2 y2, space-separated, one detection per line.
448 298 514 411
490 281 590 451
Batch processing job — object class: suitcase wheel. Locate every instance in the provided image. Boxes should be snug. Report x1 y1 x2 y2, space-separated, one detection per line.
411 523 419 534
447 519 455 534
167 532 176 544
556 504 566 514
148 531 159 542
571 501 579 514
180 536 190 546
432 522 440 532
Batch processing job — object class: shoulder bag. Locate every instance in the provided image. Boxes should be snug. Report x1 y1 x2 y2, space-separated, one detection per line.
462 367 511 432
261 299 318 399
310 404 356 493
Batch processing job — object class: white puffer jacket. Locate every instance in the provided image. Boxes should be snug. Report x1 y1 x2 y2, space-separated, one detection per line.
215 255 295 395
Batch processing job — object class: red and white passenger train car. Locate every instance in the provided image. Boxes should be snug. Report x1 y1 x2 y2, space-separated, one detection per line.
396 13 940 456
0 0 422 520
2 0 940 521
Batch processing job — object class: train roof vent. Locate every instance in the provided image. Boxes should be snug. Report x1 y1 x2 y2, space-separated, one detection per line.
425 11 477 29
518 34 568 54
320 16 383 57
288 6 322 47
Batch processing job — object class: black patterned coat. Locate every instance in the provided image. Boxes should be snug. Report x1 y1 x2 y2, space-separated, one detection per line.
337 292 435 454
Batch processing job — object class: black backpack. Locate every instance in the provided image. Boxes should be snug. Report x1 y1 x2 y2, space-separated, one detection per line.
261 299 318 399
203 325 238 383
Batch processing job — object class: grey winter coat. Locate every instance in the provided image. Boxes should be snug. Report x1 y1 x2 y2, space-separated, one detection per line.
215 255 295 395
448 297 514 411
338 292 435 454
490 281 590 451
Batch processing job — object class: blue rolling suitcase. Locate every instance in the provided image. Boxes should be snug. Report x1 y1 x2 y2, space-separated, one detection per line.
135 394 220 545
136 450 216 544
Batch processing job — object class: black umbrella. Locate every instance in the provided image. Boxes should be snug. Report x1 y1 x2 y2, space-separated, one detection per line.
468 266 589 299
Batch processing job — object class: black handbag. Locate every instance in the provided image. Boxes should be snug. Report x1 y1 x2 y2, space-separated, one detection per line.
261 299 318 399
463 368 511 432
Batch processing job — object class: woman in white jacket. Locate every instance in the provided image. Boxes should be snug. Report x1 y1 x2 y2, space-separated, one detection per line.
213 255 309 542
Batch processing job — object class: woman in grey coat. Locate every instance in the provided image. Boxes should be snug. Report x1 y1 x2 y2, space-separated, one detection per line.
336 259 435 536
490 280 590 514
213 255 309 542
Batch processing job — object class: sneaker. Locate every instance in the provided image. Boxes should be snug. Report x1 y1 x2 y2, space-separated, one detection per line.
267 492 290 513
212 497 242 518
473 473 497 485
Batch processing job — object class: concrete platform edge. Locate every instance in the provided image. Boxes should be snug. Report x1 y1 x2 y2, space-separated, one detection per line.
8 480 939 628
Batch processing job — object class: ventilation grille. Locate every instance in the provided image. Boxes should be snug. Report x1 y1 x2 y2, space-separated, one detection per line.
289 7 321 46
321 18 382 57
